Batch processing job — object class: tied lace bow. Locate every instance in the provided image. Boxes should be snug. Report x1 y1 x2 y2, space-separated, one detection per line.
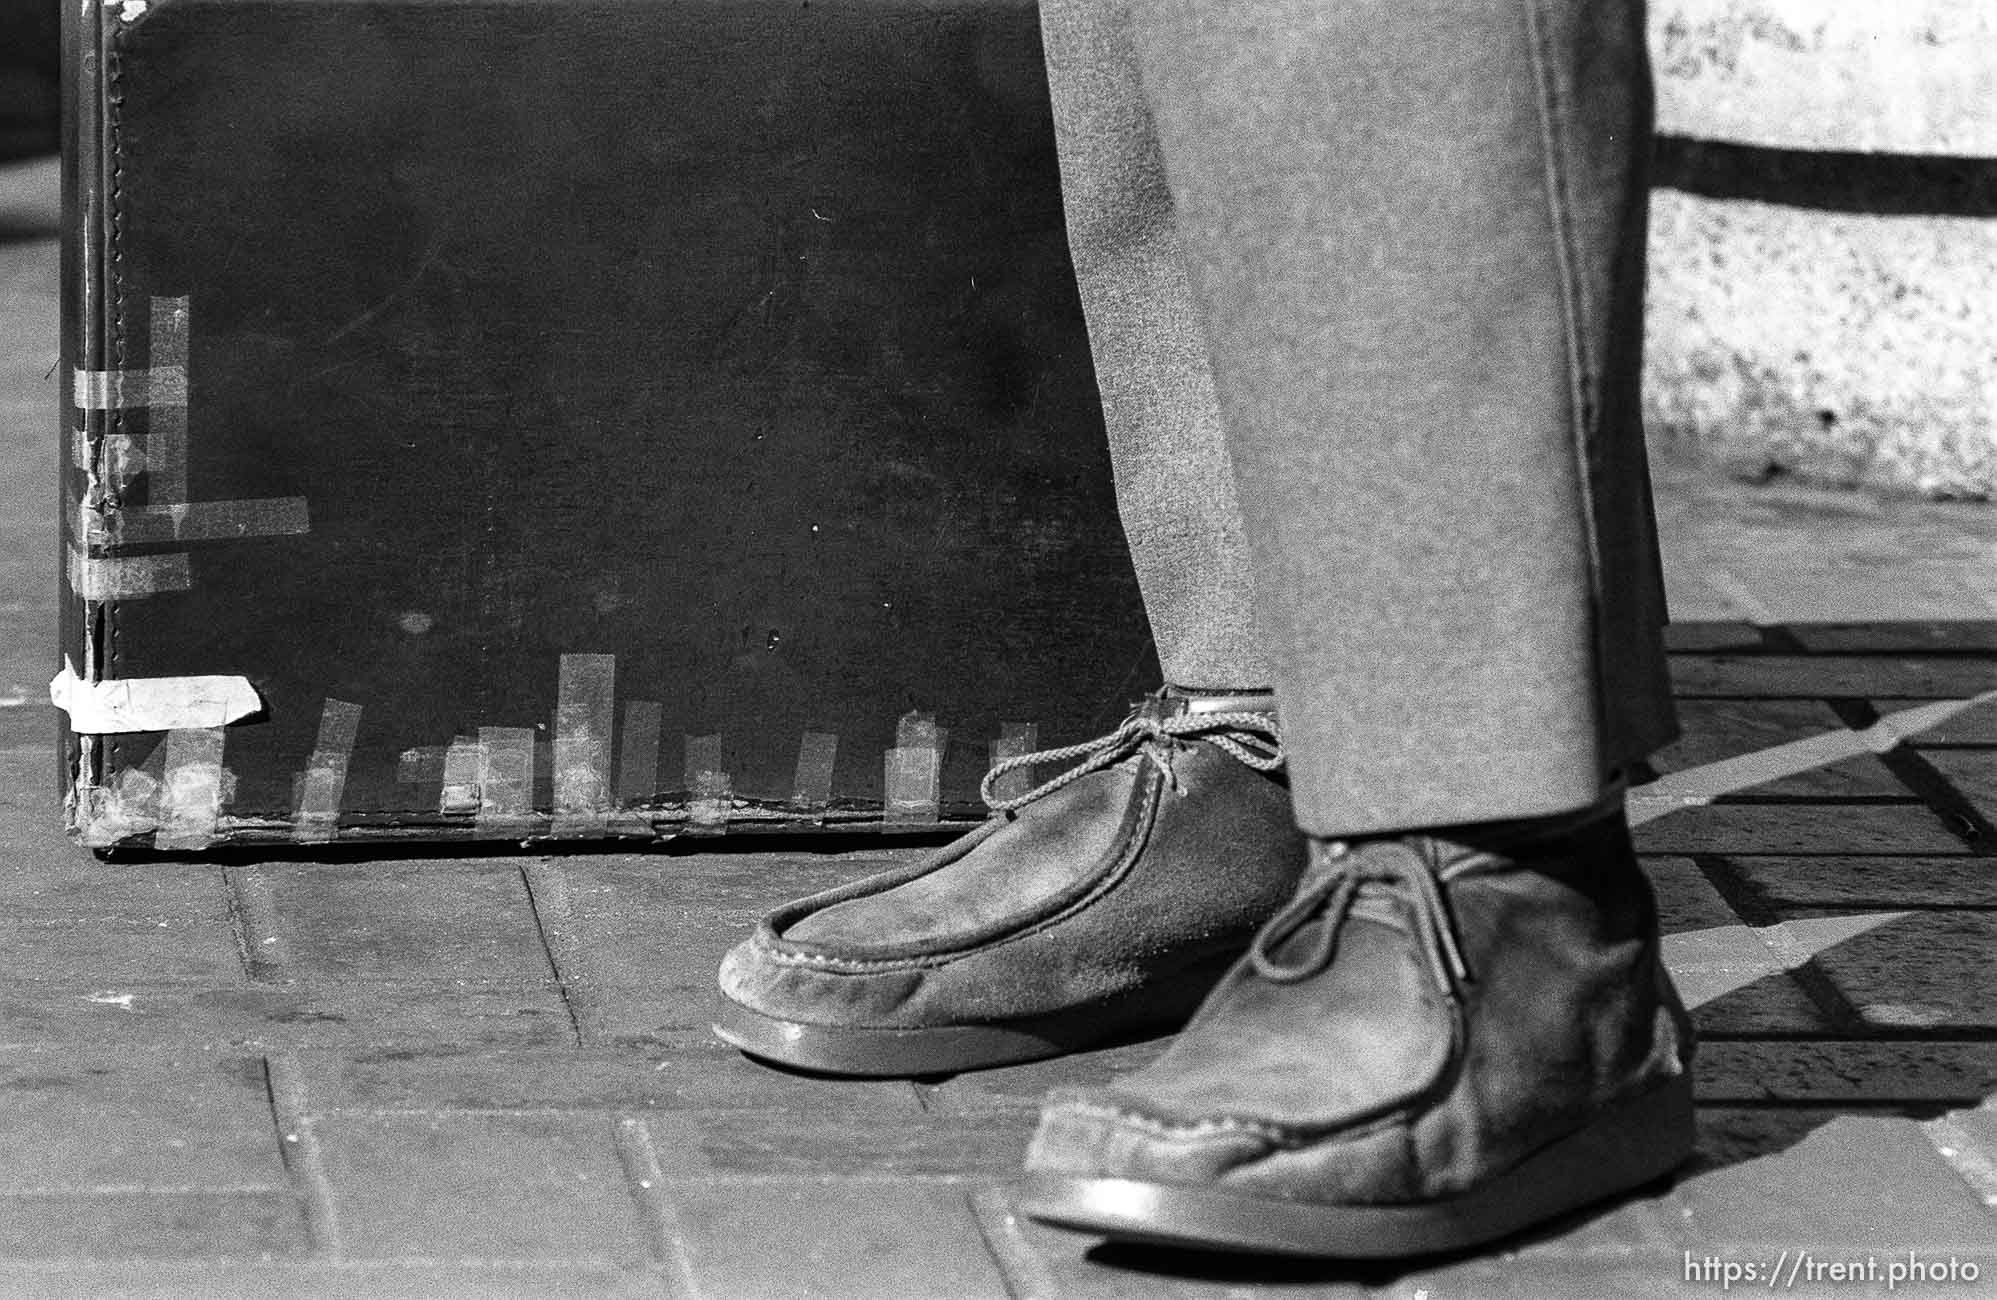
979 699 1283 814
1248 841 1475 997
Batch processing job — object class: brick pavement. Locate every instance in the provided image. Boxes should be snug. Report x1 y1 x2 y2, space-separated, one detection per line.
0 619 1991 1299
4 157 1996 1296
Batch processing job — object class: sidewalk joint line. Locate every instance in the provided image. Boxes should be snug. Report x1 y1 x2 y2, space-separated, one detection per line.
1920 1111 1997 1209
221 864 290 982
1822 699 1997 855
520 859 588 1048
263 1052 342 1261
610 1117 702 1296
1687 854 1870 1034
967 1184 1061 1300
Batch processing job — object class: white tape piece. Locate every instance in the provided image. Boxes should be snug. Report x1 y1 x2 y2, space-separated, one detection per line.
146 298 190 504
50 662 261 734
886 711 946 823
475 726 536 836
72 365 188 411
884 747 941 824
156 726 226 851
397 746 447 785
68 546 193 601
791 732 839 812
683 734 730 831
615 700 662 805
552 653 616 838
85 497 311 547
987 722 1040 805
439 736 482 815
293 698 363 844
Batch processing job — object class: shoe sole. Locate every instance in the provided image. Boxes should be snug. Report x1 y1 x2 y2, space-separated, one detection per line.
1019 1072 1695 1259
712 974 1221 1077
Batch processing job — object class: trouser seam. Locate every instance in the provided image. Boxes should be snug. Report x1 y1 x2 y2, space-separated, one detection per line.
1520 0 1611 764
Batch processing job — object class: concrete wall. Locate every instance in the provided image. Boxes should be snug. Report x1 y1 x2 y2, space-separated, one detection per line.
1645 0 1997 496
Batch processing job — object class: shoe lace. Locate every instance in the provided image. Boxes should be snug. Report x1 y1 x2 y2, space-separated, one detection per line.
978 696 1283 814
1247 840 1474 997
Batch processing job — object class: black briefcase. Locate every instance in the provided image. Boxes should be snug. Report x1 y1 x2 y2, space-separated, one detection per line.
57 0 1155 850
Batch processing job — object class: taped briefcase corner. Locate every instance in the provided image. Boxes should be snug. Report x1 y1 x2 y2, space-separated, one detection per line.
61 295 313 851
51 660 260 849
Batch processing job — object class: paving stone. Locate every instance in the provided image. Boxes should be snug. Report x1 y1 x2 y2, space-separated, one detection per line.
1644 856 1748 932
1790 622 1997 653
924 1041 1168 1115
1696 1042 1997 1105
1664 622 1767 654
1921 751 1997 826
558 852 916 921
260 863 558 985
1670 655 1997 700
1661 925 1836 1035
0 1048 285 1192
0 860 226 924
665 1181 1012 1300
0 1193 307 1262
1669 1114 1996 1251
314 1112 648 1263
0 751 63 859
642 1108 1028 1179
1694 1106 1861 1172
298 1041 918 1117
533 853 910 1041
0 916 248 986
1632 803 1966 855
1872 699 1997 746
1780 909 1997 1032
1727 856 1997 909
0 980 578 1049
1648 699 1910 797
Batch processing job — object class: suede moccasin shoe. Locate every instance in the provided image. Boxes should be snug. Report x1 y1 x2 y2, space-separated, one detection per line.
713 689 1310 1076
1021 799 1696 1258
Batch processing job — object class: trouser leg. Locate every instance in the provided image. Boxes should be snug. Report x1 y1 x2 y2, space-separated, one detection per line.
1035 0 1270 690
1123 0 1677 837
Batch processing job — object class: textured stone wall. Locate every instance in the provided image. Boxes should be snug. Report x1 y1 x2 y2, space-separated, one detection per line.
1646 0 1996 496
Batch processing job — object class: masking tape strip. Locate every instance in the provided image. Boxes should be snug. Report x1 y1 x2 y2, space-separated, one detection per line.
68 546 193 601
86 497 311 547
683 734 730 830
552 653 617 837
293 698 362 843
397 745 447 785
76 764 165 849
439 735 482 815
156 725 226 851
146 297 190 504
884 747 941 824
49 662 260 733
71 432 143 500
475 726 536 835
1627 689 1997 826
72 364 188 411
615 700 662 804
987 721 1040 804
886 711 945 823
791 732 838 811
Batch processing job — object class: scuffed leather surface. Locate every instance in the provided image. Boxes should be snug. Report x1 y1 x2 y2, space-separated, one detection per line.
718 736 1309 1030
1027 809 1695 1204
